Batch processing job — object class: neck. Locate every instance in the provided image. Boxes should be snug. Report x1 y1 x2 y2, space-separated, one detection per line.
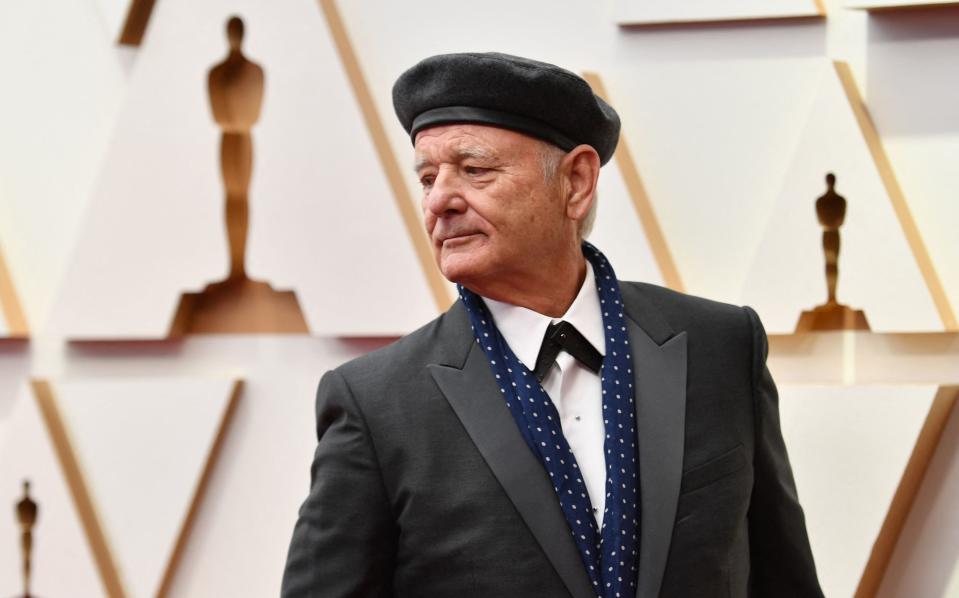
468 251 587 317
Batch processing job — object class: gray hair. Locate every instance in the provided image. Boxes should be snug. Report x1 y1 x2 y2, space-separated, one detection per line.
539 143 598 239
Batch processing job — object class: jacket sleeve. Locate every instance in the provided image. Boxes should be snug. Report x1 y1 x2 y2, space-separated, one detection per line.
744 306 825 597
281 369 397 597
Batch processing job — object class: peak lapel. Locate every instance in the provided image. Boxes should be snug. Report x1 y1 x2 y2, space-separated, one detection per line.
429 340 596 598
621 285 688 598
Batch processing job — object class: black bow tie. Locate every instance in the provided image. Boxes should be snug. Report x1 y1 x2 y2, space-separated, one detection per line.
532 320 603 382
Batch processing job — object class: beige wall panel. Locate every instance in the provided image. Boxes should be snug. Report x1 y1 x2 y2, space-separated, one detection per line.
866 9 959 332
52 377 239 598
163 376 317 596
50 0 437 338
767 331 959 385
608 59 828 304
779 384 941 597
92 0 135 42
589 156 667 286
0 347 30 450
877 389 959 598
147 339 384 597
0 0 126 334
741 61 942 333
13 337 384 596
0 385 105 597
615 0 824 25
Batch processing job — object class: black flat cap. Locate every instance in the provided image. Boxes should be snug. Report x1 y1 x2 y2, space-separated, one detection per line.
393 52 621 165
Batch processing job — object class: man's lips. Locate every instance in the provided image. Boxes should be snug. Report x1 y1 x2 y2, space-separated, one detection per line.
438 232 483 246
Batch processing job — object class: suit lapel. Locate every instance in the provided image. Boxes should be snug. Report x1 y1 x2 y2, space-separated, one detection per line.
621 283 687 598
429 310 596 598
430 286 687 598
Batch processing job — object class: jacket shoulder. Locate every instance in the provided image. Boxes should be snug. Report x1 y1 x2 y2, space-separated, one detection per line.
332 302 470 397
622 281 754 342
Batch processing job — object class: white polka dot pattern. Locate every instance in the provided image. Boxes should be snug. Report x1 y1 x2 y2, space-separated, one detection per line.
458 242 639 598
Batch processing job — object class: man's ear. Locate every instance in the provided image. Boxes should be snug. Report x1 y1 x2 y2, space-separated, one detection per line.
562 145 601 224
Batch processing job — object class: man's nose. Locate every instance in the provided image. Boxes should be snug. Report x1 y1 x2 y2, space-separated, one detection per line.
425 169 467 216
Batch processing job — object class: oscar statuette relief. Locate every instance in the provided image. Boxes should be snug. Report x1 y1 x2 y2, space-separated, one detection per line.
795 173 870 332
171 16 308 335
15 480 38 598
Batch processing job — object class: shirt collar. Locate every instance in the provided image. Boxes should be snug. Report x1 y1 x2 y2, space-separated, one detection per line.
483 260 606 372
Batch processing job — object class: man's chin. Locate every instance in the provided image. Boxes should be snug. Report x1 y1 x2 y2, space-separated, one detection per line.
439 265 474 287
438 256 488 288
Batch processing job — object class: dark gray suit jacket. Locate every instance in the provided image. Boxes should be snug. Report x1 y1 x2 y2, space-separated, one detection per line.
281 282 824 597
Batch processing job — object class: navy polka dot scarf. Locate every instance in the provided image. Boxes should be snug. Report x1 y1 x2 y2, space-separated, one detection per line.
458 242 639 598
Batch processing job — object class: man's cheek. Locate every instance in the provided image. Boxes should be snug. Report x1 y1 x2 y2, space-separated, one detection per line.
423 214 437 237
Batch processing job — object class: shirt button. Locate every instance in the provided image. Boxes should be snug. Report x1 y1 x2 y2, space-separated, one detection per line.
575 415 581 421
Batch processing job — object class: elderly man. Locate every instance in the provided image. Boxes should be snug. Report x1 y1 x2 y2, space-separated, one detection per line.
282 53 823 598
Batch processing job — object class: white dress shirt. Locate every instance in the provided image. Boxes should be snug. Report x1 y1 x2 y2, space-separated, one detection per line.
483 261 608 526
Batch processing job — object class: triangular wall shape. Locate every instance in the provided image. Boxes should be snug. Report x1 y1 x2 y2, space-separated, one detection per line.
602 58 827 303
51 0 440 339
741 61 944 333
0 384 106 597
589 156 668 287
51 377 241 598
92 0 136 43
876 385 959 598
582 72 678 290
0 0 126 336
158 374 344 597
779 384 953 597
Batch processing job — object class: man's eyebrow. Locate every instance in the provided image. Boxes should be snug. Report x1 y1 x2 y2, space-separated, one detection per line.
455 147 496 162
413 147 497 173
413 157 432 174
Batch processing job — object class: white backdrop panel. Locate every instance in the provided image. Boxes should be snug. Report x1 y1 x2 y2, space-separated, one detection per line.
0 384 105 597
742 62 941 333
866 9 959 330
51 0 437 338
138 337 386 597
615 0 822 25
780 384 938 598
54 377 236 598
607 59 825 303
589 158 665 286
92 0 132 42
0 346 30 447
877 390 959 598
0 0 125 333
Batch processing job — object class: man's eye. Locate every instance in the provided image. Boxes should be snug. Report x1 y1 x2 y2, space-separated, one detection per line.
464 166 489 176
420 176 435 189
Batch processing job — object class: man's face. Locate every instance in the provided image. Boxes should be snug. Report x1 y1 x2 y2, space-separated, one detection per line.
414 124 569 292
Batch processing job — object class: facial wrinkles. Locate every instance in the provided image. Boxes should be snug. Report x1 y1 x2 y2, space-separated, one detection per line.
414 126 573 289
416 132 504 240
414 146 496 176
